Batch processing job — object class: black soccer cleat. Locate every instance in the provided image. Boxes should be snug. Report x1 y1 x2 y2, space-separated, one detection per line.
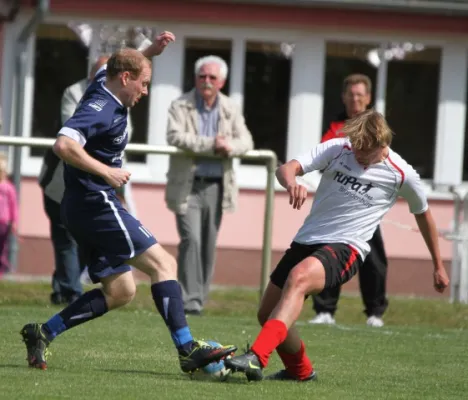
265 369 317 382
20 323 51 370
224 351 263 381
179 340 237 373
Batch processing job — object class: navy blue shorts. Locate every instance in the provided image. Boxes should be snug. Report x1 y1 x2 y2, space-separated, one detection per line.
61 190 157 283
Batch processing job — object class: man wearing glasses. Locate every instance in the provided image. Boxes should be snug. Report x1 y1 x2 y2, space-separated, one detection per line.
165 55 253 316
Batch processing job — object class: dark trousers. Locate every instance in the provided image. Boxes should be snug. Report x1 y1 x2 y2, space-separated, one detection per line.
43 195 84 300
312 226 389 317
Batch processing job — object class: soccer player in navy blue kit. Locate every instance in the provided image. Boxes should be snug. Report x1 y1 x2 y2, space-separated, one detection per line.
20 31 236 373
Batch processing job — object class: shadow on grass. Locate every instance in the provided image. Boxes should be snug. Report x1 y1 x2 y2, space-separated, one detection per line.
100 367 252 385
0 363 27 369
101 367 179 380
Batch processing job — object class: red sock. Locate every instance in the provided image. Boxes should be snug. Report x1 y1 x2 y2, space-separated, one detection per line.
251 319 288 368
277 340 313 380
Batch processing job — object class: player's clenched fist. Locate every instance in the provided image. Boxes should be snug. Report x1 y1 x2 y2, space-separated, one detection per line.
104 167 131 188
287 183 307 210
153 31 176 55
433 267 450 293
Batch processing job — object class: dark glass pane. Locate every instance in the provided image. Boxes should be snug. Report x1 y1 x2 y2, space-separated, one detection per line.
463 68 468 181
126 93 148 163
386 47 440 179
31 24 88 157
243 41 291 165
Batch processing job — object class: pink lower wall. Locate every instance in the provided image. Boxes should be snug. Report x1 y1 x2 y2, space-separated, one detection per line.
18 177 454 260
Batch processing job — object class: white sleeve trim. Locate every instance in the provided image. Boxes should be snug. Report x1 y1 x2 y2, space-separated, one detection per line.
58 127 87 147
292 156 309 175
411 203 429 215
136 38 152 52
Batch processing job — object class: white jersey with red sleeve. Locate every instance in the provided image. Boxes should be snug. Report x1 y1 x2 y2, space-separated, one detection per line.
292 138 428 260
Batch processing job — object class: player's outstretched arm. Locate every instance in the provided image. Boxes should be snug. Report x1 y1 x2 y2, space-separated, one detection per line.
141 31 175 58
53 135 130 188
276 160 308 210
414 209 450 293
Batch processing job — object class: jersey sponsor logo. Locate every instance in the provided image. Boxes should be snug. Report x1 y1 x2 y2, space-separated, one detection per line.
333 171 374 195
87 99 108 112
334 171 375 208
113 133 126 144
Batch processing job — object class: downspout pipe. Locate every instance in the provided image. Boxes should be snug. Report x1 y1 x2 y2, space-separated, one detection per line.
9 0 50 271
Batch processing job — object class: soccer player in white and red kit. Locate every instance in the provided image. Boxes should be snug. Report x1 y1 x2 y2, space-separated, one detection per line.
225 109 450 381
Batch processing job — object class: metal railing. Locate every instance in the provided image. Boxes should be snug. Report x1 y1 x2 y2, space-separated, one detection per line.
449 187 468 303
0 136 277 297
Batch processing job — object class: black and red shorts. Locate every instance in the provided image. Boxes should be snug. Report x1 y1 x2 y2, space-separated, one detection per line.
270 241 363 290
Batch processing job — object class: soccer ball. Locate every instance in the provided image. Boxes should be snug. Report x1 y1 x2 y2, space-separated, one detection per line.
190 341 232 382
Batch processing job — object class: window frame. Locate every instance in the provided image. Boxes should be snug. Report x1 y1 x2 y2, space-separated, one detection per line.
1 15 466 200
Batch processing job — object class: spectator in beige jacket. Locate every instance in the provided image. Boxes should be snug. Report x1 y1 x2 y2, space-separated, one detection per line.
166 55 253 315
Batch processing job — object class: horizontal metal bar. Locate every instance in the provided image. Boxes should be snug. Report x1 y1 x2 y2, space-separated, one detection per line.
0 134 278 299
0 135 278 162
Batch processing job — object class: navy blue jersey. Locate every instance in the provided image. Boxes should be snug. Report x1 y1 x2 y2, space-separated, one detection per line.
58 66 129 194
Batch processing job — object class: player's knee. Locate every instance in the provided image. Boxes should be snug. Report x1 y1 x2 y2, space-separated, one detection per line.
106 281 136 308
147 251 178 282
157 252 178 277
121 282 137 304
285 264 313 295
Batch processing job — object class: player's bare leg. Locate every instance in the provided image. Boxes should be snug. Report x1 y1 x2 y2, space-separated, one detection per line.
100 272 136 309
255 283 317 381
225 257 325 380
128 243 236 373
127 242 177 283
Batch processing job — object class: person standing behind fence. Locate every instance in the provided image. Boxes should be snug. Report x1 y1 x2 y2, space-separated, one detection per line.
38 56 109 305
309 73 389 328
165 55 254 315
0 151 18 278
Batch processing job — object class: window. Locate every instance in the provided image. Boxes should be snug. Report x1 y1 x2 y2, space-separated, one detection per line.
463 67 468 181
32 23 151 162
385 46 440 179
31 23 88 157
243 41 291 165
322 42 378 135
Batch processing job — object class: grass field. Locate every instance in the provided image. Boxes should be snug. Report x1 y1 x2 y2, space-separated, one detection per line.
1 282 468 400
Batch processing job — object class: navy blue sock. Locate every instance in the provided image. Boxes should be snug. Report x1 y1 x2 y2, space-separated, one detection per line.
151 280 194 353
42 289 108 341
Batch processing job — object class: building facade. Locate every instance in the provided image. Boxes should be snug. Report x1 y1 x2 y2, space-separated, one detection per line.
1 0 468 296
